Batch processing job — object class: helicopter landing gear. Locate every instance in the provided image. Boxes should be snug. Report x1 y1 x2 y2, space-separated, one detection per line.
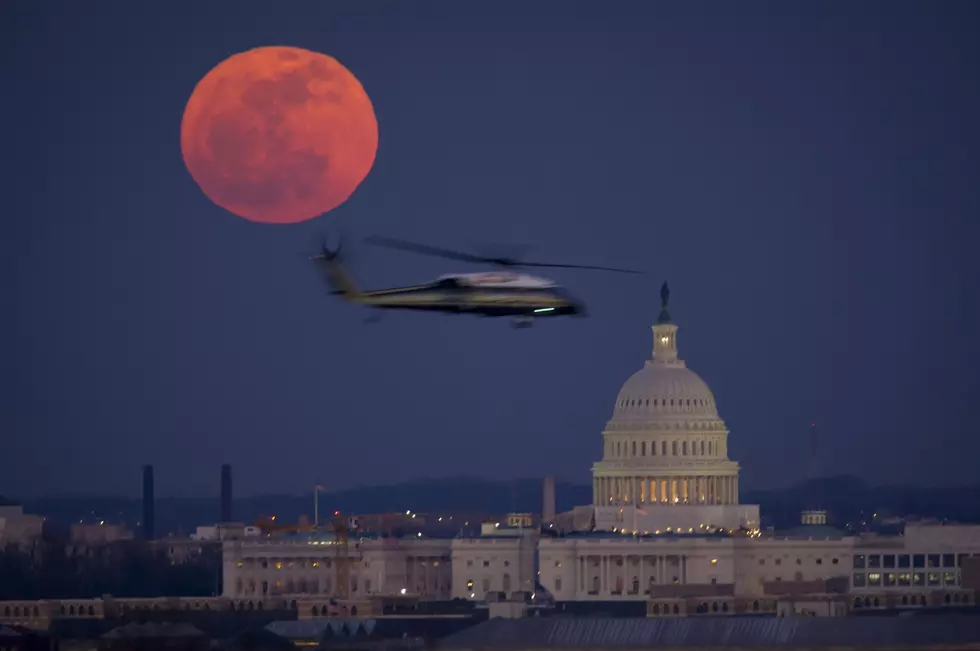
512 317 534 329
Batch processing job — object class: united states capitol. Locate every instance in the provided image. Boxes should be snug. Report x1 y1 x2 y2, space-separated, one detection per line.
217 284 979 619
3 285 977 632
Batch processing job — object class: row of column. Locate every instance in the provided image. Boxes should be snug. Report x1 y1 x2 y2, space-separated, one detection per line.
575 554 686 596
593 475 739 505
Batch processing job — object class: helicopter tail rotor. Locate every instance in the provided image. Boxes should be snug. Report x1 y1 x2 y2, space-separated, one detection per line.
307 231 363 301
310 230 346 262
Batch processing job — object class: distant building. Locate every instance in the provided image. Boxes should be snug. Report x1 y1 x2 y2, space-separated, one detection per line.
190 523 260 542
0 505 44 549
221 533 452 601
70 523 134 547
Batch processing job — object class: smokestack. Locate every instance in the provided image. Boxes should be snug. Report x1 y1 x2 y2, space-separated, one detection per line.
542 476 556 523
221 464 233 522
141 465 155 540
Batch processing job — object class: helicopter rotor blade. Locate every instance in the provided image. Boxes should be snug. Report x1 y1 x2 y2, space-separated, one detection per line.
363 235 497 265
365 234 643 274
516 261 644 274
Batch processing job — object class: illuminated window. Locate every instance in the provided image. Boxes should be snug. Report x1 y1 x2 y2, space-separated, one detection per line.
466 580 473 590
868 572 882 586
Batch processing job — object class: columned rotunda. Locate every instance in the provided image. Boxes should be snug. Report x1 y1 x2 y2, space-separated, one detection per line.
591 283 759 533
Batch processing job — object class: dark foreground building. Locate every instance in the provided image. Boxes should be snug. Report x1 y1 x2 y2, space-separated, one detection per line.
438 615 980 651
0 624 52 651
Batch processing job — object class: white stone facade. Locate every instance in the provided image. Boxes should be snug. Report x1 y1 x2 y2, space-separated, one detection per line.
850 524 980 596
593 504 760 536
451 533 537 600
211 289 980 613
221 536 452 600
591 294 759 533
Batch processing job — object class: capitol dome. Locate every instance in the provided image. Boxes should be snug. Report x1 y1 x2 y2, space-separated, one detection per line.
612 363 719 422
591 282 741 509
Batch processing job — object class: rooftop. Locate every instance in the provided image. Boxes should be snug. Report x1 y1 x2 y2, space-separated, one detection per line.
439 615 980 650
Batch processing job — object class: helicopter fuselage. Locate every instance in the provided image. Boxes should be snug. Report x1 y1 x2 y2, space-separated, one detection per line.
316 258 585 322
353 272 585 318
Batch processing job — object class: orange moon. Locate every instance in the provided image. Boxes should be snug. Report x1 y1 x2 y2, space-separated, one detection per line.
180 46 378 224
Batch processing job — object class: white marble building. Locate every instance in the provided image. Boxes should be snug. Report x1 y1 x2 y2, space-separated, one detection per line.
451 530 538 599
210 284 979 616
221 534 452 600
591 283 759 534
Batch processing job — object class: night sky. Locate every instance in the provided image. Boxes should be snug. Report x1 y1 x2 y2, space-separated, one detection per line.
4 1 979 498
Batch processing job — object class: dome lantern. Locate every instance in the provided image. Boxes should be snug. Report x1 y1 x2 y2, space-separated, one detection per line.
651 282 682 367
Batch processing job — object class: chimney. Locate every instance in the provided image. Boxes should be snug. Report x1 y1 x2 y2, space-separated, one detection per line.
220 464 233 522
141 465 155 540
542 476 556 523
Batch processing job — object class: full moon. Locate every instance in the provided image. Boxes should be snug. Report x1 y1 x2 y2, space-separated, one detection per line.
180 46 378 224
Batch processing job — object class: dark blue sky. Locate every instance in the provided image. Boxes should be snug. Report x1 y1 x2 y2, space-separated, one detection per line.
4 1 978 498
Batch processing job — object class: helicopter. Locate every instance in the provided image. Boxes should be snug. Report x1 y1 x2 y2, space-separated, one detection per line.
310 235 642 328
